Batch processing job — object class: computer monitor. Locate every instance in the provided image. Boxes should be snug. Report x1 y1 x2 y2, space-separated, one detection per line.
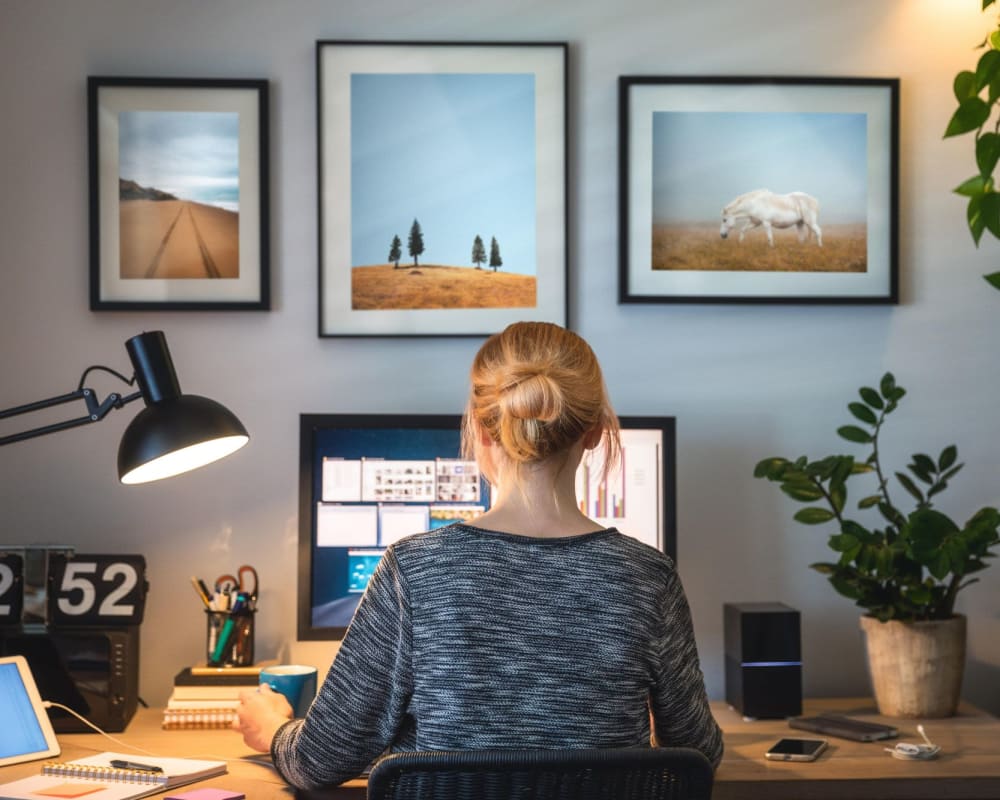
297 413 676 640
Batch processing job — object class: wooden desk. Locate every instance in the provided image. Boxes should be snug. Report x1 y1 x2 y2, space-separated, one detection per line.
1 699 998 799
713 697 1000 800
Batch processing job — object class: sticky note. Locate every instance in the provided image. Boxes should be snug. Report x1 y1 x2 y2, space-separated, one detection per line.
35 784 106 798
164 789 245 800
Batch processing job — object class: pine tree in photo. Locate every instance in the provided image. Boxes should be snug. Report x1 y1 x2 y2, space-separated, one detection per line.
408 219 425 267
489 236 503 273
388 234 402 269
472 235 486 269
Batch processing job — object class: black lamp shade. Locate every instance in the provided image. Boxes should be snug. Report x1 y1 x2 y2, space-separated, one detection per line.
118 394 249 484
117 331 248 484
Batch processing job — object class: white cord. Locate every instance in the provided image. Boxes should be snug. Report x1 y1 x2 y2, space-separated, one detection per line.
42 701 158 756
41 700 248 765
884 725 940 761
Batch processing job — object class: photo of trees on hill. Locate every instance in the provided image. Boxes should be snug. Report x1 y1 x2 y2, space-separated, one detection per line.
349 72 538 310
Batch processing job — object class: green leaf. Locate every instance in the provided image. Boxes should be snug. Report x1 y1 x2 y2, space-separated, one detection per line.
945 96 991 137
753 457 788 479
941 464 964 482
794 507 836 525
929 552 951 580
938 445 958 470
982 192 1000 238
969 194 988 245
809 562 837 575
829 532 859 552
859 387 883 409
896 472 925 503
781 482 825 502
954 174 990 196
830 483 847 514
858 494 882 509
985 271 1000 290
909 455 936 485
829 575 862 600
838 425 873 444
879 373 896 397
908 508 960 566
831 456 855 485
987 0 998 12
977 49 1000 90
978 132 1000 178
954 69 978 102
848 402 877 425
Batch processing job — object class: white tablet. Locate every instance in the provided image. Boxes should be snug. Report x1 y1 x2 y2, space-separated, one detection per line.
0 655 61 766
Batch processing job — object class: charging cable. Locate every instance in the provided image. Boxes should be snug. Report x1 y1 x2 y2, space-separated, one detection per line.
42 701 158 756
885 724 941 760
41 700 246 765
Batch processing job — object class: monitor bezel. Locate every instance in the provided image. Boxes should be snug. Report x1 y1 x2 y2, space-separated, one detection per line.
297 413 676 641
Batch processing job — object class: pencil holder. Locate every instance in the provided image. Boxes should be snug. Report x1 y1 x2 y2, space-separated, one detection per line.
205 608 256 666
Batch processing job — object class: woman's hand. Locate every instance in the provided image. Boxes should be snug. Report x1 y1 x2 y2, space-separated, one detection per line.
232 683 294 752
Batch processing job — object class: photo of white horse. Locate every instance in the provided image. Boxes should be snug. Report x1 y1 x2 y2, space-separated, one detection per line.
720 189 822 247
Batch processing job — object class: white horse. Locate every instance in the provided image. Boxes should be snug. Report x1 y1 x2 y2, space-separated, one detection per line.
720 189 822 247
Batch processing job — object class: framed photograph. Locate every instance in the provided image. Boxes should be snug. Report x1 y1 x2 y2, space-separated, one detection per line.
317 41 568 336
88 77 270 310
619 76 899 304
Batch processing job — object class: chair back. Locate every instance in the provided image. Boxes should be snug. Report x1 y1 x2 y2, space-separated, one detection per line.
366 747 714 800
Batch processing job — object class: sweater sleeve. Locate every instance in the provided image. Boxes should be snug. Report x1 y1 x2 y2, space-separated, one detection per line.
270 548 413 789
649 566 724 769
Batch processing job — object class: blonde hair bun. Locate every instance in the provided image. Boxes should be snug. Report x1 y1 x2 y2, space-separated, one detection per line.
463 322 621 480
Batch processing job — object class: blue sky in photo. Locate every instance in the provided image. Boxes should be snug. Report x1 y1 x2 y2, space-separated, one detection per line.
351 73 536 274
118 111 240 212
652 111 867 225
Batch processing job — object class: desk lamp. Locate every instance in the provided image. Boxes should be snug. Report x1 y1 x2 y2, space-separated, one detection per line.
0 330 249 484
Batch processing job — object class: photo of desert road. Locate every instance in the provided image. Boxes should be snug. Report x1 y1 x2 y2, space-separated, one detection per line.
119 198 239 279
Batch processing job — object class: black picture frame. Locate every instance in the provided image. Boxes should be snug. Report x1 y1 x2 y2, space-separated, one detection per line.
88 77 270 310
619 76 899 304
316 41 568 336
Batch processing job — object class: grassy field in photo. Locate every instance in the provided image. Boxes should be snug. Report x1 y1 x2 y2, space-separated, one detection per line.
652 223 867 273
351 264 537 310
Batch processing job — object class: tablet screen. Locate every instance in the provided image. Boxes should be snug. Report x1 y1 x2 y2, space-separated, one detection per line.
0 655 61 766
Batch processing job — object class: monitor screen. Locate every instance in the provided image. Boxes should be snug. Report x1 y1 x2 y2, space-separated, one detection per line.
297 414 676 640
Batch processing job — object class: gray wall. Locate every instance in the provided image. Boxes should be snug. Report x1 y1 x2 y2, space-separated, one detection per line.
2 0 999 714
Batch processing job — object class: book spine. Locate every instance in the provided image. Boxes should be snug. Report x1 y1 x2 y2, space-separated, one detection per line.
41 763 169 784
162 708 238 729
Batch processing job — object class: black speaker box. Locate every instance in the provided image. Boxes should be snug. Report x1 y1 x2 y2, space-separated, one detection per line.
724 602 802 719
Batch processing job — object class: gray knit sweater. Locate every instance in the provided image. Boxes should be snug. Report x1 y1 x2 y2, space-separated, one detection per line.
271 523 723 789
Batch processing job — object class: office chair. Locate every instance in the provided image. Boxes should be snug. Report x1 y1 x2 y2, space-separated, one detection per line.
366 747 714 800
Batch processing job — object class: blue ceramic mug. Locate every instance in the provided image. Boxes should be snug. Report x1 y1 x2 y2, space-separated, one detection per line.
259 664 318 718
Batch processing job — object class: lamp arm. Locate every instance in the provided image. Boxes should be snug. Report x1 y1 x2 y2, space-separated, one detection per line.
0 385 143 447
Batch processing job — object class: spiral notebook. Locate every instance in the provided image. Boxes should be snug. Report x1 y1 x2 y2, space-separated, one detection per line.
0 752 226 800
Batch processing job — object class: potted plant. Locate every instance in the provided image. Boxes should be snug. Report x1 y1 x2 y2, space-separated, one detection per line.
753 373 1000 717
944 0 1000 290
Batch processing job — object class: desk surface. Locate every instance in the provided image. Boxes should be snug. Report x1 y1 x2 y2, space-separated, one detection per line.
2 698 998 800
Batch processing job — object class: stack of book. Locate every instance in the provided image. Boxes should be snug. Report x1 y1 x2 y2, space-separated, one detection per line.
162 661 273 730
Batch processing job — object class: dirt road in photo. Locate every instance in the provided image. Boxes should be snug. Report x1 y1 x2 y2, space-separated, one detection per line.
119 199 239 279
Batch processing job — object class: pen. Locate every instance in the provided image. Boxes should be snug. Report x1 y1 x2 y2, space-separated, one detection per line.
110 760 163 773
190 576 212 609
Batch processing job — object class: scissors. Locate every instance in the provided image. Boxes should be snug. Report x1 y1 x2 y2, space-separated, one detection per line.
237 564 259 606
213 573 239 593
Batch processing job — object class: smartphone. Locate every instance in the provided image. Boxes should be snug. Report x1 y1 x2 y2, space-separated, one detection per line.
765 737 828 762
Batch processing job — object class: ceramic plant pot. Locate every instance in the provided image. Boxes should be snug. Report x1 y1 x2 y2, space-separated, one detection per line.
859 614 966 718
